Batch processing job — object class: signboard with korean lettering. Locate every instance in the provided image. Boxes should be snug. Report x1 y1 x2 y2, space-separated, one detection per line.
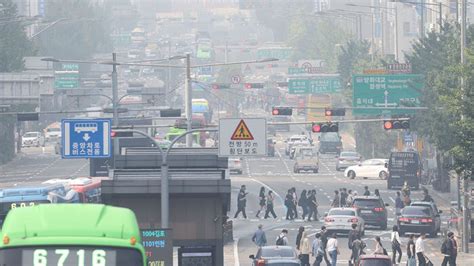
140 229 173 266
61 119 111 159
386 63 412 74
352 74 424 115
218 118 267 157
288 76 342 94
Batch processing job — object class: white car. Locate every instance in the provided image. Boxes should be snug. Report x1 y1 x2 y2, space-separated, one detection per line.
229 157 243 175
285 135 309 155
344 159 388 180
45 127 61 141
324 207 365 235
22 132 45 147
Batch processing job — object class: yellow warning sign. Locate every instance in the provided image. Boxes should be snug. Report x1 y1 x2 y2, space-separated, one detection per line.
231 119 254 140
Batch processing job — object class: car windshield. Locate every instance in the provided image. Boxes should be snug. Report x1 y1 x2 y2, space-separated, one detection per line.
300 149 314 157
320 133 340 142
329 209 356 216
360 259 391 266
47 128 60 132
353 199 383 208
24 133 38 138
340 152 359 157
402 207 432 216
261 248 295 258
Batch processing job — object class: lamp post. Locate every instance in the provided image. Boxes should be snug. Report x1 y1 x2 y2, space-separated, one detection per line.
346 3 399 61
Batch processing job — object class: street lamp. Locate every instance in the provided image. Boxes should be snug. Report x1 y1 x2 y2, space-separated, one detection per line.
346 3 399 61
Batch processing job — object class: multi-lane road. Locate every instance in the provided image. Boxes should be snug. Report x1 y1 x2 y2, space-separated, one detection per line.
230 126 452 265
0 128 454 265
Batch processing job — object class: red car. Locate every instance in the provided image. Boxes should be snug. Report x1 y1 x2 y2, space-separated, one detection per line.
358 254 392 266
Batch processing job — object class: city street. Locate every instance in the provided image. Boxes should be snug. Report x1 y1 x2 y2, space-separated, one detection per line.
230 125 453 265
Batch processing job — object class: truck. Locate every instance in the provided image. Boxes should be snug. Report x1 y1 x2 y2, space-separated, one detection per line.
306 94 331 124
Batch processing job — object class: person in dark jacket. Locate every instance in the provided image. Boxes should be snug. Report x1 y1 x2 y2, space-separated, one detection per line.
363 186 370 196
307 190 319 221
256 186 266 218
348 223 360 264
320 226 331 265
422 188 434 202
299 190 309 220
331 190 340 207
234 185 248 218
340 188 348 206
395 191 404 216
441 231 457 266
285 189 295 220
264 190 277 219
406 234 416 266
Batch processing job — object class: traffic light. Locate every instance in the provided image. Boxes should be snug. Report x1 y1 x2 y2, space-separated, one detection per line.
272 107 292 116
244 83 264 89
312 122 339 133
383 119 410 130
324 108 346 117
17 112 39 121
211 83 230 90
111 131 133 137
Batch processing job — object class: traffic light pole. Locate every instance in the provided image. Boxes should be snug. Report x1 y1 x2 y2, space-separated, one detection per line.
185 53 193 148
112 53 119 127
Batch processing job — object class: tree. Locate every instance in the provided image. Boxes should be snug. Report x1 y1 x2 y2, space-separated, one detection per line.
34 0 111 59
0 0 35 72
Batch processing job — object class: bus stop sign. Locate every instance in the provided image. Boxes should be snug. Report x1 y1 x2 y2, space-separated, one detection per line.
61 119 112 159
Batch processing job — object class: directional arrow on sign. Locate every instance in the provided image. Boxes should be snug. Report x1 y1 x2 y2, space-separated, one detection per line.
374 103 398 107
83 133 90 141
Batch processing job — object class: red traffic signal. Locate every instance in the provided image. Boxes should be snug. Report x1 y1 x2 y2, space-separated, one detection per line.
325 108 346 117
272 107 292 116
383 119 410 130
312 122 339 133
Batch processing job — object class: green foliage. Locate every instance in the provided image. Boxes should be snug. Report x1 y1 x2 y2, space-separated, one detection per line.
34 0 111 59
0 0 35 72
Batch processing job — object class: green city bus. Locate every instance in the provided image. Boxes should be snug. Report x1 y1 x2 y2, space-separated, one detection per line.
0 204 146 266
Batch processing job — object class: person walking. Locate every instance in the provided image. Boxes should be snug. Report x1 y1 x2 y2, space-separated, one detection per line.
252 224 267 247
296 226 305 251
347 189 354 207
416 233 427 266
391 225 402 264
374 189 381 198
395 191 404 216
299 231 311 266
340 188 347 207
320 226 332 265
326 233 339 266
299 189 309 220
264 190 277 219
285 189 295 220
331 190 340 207
350 237 365 266
276 229 289 246
307 190 319 222
422 188 434 202
312 233 323 266
291 187 299 219
407 234 416 266
363 186 370 196
348 223 360 264
441 231 457 266
373 236 386 255
234 185 248 218
256 187 266 218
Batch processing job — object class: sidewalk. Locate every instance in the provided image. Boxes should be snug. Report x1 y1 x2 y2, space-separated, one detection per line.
224 239 238 266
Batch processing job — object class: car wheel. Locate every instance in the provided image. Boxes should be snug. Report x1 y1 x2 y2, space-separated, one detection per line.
336 167 340 171
348 171 356 179
379 171 388 180
430 230 437 238
380 222 387 230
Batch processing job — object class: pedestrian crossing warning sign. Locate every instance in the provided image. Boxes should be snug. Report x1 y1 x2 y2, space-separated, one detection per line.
231 120 254 140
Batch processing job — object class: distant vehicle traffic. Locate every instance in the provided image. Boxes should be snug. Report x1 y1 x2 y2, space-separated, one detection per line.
285 135 309 155
249 245 300 266
267 139 275 157
21 131 45 147
387 151 421 190
324 207 365 235
318 132 342 154
344 159 388 180
44 122 61 141
351 196 389 230
0 204 147 266
229 157 243 175
293 147 319 173
335 151 362 171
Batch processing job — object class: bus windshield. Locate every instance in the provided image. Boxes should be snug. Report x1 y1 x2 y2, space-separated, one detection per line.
0 246 144 266
389 152 420 175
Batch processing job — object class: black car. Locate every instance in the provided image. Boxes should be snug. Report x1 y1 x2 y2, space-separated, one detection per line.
397 206 439 237
352 196 389 229
249 246 300 266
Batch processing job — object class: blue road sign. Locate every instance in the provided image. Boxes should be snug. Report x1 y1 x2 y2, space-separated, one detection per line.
61 119 112 159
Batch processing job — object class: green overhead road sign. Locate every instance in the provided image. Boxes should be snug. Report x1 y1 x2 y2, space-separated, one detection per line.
352 74 424 115
288 76 342 94
256 47 293 60
55 71 79 89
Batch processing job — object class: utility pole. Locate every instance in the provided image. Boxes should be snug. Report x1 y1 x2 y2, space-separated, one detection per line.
439 2 443 31
167 41 171 106
394 6 399 61
185 53 192 147
420 0 425 37
358 15 363 41
112 53 118 127
460 0 470 254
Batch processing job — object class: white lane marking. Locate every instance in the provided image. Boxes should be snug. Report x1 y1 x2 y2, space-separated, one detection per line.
389 197 395 203
233 238 240 266
250 178 284 206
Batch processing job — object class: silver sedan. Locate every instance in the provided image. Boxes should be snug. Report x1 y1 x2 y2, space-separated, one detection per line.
324 207 365 236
